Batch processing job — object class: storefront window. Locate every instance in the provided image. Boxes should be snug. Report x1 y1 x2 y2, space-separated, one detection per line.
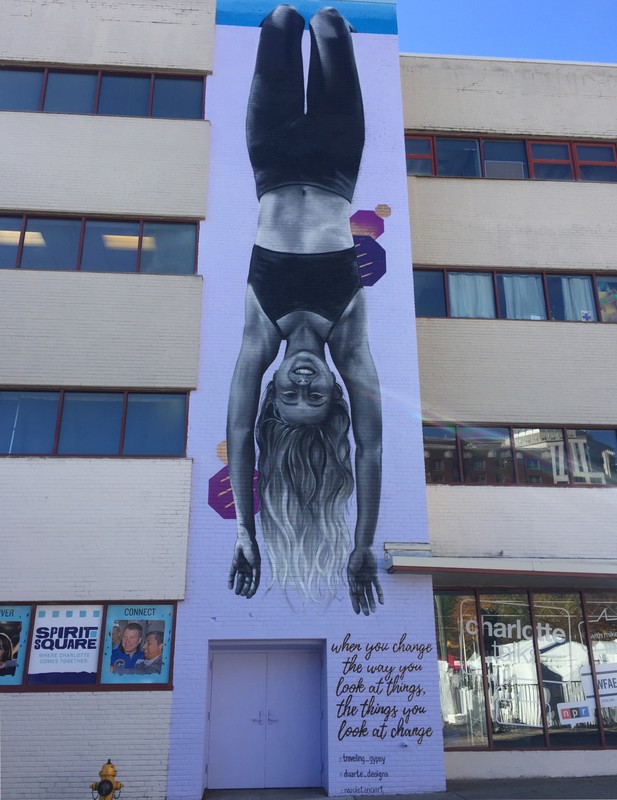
585 594 617 746
434 592 488 748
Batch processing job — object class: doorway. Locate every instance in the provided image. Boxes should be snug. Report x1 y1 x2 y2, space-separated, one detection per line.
207 647 323 789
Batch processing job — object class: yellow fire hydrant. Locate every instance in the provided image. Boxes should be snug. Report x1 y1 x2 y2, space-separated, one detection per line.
90 759 123 800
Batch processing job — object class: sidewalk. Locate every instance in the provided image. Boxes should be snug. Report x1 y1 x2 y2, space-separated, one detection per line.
204 775 617 800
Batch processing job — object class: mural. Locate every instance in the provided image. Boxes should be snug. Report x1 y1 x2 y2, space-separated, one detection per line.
226 5 383 615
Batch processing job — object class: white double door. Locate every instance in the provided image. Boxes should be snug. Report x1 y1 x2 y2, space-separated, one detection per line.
208 649 322 789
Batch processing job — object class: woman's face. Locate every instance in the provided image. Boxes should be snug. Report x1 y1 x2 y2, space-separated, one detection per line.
274 352 335 425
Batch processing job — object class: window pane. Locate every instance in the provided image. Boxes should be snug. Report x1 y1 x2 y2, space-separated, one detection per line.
497 274 546 320
597 278 617 323
405 137 431 156
566 429 617 486
576 145 616 163
423 425 460 483
123 394 186 455
20 218 81 270
81 221 140 273
532 163 574 181
43 72 97 114
0 217 22 268
448 272 495 318
434 592 488 748
57 393 124 455
407 158 433 176
578 164 617 182
512 428 569 486
0 392 59 454
0 69 43 111
584 592 617 746
152 76 203 119
460 426 514 484
413 270 446 317
479 593 546 748
483 140 528 179
140 223 196 275
531 143 570 160
547 275 596 322
436 138 481 177
532 593 599 746
98 74 150 117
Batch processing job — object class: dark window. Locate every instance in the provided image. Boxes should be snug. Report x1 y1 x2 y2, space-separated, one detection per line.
152 76 203 119
57 393 124 455
20 218 81 271
513 428 569 486
423 425 460 484
81 220 140 273
460 426 514 485
483 139 528 179
447 272 495 318
597 278 617 323
575 143 617 182
530 142 574 181
98 74 151 117
43 72 97 114
123 394 186 455
140 223 197 275
547 275 597 322
436 138 481 177
0 69 43 111
0 392 59 454
413 270 446 317
566 429 617 486
496 273 546 320
405 136 433 175
0 217 22 268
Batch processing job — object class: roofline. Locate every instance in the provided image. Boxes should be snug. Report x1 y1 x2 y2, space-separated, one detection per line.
399 52 617 69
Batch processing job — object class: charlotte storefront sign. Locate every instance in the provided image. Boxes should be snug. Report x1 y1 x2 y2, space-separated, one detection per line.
465 618 567 642
27 604 102 685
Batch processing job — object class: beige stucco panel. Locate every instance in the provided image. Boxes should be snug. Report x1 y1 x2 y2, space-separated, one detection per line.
0 693 171 800
427 485 617 561
409 177 617 270
1 0 215 72
401 55 617 138
417 319 617 424
0 272 202 388
0 113 209 218
2 458 192 601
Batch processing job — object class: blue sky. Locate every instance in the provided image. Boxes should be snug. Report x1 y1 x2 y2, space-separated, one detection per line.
396 0 617 63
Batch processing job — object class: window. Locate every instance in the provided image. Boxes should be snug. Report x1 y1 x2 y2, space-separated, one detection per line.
0 391 187 456
423 424 617 487
414 268 615 324
0 66 204 119
405 134 617 183
0 215 198 274
435 589 616 750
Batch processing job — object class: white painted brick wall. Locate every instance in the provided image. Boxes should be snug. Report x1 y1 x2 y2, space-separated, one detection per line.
401 55 617 139
2 458 192 600
0 272 202 389
417 319 617 424
0 113 209 219
0 692 172 800
409 178 617 270
427 485 617 560
1 0 215 73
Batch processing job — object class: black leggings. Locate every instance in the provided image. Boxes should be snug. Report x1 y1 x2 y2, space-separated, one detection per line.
246 4 365 203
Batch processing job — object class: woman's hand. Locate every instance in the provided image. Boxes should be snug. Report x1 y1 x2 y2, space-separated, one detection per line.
347 547 384 615
228 535 261 598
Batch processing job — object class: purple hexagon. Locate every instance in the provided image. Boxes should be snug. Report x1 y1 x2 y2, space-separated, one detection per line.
354 235 386 286
208 465 260 520
350 210 385 239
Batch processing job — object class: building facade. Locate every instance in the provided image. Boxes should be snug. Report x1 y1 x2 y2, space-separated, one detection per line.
1 1 616 798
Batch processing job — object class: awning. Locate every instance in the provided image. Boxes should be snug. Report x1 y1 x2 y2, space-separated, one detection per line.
384 543 617 589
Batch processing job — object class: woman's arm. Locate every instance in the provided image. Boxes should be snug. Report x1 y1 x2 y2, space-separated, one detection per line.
226 287 280 598
330 293 384 615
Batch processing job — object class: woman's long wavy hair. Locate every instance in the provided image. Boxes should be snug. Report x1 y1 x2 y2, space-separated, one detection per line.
256 379 354 604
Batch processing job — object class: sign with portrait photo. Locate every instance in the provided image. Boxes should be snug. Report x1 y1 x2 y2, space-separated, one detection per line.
0 605 31 686
100 603 174 685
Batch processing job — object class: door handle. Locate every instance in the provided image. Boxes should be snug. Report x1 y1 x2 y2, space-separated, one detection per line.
251 710 264 725
267 710 278 724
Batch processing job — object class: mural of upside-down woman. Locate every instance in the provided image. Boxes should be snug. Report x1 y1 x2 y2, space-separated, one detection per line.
226 4 383 615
